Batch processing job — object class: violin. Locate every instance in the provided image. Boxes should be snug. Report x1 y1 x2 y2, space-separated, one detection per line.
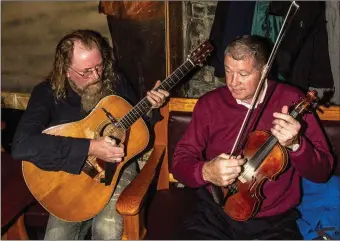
223 90 318 221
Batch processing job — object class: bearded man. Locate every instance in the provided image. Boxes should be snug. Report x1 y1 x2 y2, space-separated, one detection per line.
11 29 169 240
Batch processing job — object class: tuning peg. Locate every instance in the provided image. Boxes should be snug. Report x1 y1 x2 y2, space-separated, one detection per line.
307 101 321 113
311 102 318 109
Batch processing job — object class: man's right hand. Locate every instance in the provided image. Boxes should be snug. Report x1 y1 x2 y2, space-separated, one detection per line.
202 153 246 187
88 136 125 163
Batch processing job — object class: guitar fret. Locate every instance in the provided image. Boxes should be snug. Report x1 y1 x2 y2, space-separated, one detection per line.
124 114 132 122
163 81 171 89
114 41 213 130
135 106 145 116
184 61 190 68
124 116 133 127
140 100 151 110
135 107 143 117
132 108 140 119
173 71 180 79
177 67 185 76
128 110 137 123
130 109 138 119
117 122 125 129
183 63 190 71
178 68 185 77
120 119 128 130
161 79 170 89
168 77 176 85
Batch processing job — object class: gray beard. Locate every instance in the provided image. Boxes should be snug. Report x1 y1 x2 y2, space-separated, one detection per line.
68 78 113 112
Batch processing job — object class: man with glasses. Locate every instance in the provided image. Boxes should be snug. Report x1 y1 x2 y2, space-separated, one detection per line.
11 29 169 239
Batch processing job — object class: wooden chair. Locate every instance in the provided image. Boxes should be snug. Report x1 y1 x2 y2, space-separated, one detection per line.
116 97 340 240
1 97 49 240
1 152 35 240
116 98 198 239
1 117 33 240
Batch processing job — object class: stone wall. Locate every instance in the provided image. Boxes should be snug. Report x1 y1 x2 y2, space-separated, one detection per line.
182 1 224 98
181 1 340 105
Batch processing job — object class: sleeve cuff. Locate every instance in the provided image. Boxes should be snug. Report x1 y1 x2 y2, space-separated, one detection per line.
195 161 209 186
288 136 306 158
63 138 91 174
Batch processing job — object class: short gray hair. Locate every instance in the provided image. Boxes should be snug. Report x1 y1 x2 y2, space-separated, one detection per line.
224 35 270 70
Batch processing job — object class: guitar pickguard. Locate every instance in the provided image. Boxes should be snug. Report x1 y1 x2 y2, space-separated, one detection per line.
82 118 128 183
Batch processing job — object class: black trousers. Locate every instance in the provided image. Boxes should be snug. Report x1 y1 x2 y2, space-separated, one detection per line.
173 188 303 240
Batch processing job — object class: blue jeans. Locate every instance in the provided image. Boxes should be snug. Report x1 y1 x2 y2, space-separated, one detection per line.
44 161 138 240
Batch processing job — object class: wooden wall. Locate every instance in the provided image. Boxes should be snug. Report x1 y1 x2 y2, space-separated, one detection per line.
104 1 166 99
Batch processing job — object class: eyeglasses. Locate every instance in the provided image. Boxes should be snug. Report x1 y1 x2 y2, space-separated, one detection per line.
69 62 104 79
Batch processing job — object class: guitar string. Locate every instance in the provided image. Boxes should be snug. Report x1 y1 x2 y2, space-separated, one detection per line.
115 50 213 129
117 60 195 129
118 65 188 129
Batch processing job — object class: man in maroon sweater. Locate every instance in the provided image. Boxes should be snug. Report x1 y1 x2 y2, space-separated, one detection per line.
171 35 334 239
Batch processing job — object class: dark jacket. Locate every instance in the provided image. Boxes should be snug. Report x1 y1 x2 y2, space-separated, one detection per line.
11 75 154 174
270 1 334 90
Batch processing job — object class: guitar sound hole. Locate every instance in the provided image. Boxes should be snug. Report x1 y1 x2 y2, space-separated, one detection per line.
100 122 126 144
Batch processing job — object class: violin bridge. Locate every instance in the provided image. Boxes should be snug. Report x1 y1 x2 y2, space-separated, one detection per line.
238 163 255 183
238 176 247 183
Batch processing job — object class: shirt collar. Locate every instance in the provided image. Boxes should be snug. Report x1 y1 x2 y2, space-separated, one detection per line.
236 80 268 109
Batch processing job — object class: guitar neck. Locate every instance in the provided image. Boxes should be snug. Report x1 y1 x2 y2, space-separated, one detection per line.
117 59 195 130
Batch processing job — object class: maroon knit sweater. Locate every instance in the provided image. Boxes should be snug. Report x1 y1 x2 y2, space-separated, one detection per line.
171 80 334 218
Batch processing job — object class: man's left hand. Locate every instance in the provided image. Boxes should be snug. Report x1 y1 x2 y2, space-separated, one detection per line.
146 80 170 109
271 105 301 148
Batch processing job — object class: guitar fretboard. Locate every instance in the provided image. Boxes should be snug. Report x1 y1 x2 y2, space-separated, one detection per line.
116 59 195 130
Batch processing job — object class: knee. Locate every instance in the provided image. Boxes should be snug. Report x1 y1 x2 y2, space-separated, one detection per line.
44 216 81 240
92 217 123 240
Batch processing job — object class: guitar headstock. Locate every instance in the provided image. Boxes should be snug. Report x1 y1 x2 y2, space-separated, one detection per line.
187 40 214 67
293 90 318 115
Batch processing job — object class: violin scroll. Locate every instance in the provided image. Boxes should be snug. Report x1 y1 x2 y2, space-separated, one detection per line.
291 90 319 118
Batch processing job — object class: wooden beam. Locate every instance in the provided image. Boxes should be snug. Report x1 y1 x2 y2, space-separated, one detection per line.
168 98 340 121
1 92 30 110
1 91 339 121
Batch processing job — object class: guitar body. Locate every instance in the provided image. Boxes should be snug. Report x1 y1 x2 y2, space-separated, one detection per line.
22 95 149 222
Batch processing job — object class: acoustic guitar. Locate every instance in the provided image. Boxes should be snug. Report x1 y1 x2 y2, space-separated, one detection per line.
22 40 214 222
